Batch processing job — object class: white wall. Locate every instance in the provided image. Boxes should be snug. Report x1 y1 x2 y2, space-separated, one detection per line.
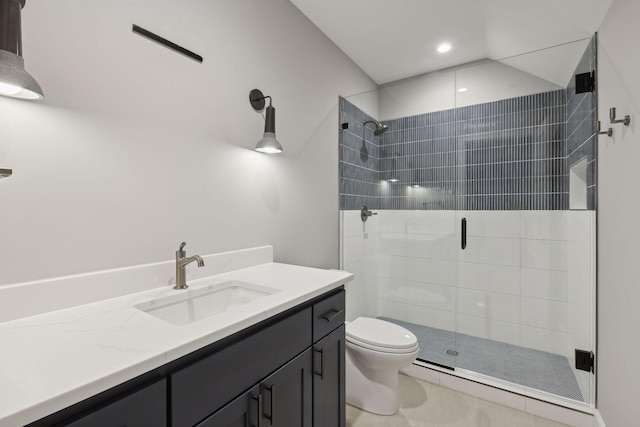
0 0 376 286
597 0 640 425
376 61 562 121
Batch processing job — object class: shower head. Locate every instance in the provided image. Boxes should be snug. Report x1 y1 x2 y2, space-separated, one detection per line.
363 119 389 136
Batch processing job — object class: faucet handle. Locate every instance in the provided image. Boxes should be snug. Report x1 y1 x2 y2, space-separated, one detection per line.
178 241 187 258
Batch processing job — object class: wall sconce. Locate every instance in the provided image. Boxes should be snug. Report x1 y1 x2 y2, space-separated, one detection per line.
0 0 43 100
249 89 282 154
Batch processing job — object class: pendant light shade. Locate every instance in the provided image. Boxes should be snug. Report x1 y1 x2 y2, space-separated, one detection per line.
250 89 283 154
0 0 43 100
255 104 283 154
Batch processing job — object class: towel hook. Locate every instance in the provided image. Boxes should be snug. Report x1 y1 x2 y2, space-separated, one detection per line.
610 107 631 126
597 121 613 137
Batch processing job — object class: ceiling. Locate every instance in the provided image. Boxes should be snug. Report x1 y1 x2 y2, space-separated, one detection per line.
289 0 613 85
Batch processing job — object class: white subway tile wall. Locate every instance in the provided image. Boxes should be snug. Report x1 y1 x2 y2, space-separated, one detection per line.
341 210 380 321
341 209 595 382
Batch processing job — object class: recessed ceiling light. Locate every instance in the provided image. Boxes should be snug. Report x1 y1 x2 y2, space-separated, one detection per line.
437 43 451 53
388 178 399 183
458 87 468 93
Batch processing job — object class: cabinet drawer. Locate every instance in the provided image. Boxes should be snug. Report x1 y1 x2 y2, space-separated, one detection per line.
171 307 312 427
313 290 345 342
66 379 167 427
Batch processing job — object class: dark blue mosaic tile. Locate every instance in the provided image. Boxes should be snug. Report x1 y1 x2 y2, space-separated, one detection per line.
341 63 596 211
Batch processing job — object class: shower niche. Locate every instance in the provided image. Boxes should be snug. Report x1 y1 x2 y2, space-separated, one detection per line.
339 36 597 411
570 158 589 209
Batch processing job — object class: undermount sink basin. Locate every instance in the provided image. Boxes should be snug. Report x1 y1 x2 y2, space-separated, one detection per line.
135 280 280 326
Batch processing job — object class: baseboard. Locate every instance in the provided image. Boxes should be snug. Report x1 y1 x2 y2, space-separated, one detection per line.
593 410 606 427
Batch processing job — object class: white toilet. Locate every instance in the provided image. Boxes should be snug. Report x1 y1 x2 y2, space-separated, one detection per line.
345 317 419 415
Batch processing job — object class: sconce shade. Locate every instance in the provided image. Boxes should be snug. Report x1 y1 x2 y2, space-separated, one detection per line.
0 0 43 100
255 132 283 154
0 50 42 99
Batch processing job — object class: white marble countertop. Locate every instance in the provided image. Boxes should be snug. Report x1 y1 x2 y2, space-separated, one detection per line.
0 262 352 426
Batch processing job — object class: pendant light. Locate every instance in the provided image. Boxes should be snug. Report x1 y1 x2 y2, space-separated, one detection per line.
0 0 43 100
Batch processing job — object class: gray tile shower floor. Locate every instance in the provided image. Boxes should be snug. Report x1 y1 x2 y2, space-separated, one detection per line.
347 374 571 427
379 317 584 402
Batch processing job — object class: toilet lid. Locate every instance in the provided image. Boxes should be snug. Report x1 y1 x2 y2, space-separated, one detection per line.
346 317 418 350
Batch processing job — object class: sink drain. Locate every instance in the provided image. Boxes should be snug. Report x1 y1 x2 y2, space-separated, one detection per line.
446 349 459 356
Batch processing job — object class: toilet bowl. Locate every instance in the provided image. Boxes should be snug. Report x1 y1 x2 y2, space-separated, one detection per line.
345 317 419 415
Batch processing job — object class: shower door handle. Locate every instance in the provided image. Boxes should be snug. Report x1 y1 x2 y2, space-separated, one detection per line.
461 218 467 250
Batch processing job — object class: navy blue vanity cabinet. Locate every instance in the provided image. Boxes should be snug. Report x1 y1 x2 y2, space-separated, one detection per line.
171 307 313 427
27 287 345 427
28 378 168 427
312 290 346 427
194 349 313 427
66 379 167 427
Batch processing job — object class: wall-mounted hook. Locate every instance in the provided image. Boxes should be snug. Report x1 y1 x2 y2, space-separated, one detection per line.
610 107 631 126
597 121 613 137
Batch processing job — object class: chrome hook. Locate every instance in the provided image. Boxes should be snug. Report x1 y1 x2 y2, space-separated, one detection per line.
610 107 631 126
597 121 613 137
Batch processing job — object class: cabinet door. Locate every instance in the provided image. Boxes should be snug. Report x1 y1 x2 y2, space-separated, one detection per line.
261 348 313 427
66 379 167 427
313 325 345 427
196 386 260 427
171 308 312 427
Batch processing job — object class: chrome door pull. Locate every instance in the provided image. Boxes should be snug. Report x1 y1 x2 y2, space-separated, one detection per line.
323 310 344 322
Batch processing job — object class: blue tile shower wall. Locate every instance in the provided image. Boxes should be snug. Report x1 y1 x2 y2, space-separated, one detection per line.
376 90 567 210
566 36 597 210
455 91 567 210
339 97 381 210
340 40 597 212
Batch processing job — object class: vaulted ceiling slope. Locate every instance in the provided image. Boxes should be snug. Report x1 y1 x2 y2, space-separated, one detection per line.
289 0 613 85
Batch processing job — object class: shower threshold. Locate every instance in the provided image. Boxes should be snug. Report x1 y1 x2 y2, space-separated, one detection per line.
379 317 585 402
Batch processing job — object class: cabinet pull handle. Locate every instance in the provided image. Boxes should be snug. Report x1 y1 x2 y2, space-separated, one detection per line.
323 309 344 322
265 385 276 425
461 218 467 250
315 347 324 379
252 394 263 427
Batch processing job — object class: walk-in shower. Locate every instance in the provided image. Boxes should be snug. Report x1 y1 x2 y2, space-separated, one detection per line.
339 37 597 411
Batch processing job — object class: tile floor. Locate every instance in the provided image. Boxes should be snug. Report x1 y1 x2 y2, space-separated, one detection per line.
380 317 584 402
347 374 571 427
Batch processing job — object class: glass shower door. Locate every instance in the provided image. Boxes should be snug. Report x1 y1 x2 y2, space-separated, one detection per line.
339 35 597 409
449 38 597 406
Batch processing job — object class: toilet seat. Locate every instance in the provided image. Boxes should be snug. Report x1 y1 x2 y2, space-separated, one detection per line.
346 317 418 354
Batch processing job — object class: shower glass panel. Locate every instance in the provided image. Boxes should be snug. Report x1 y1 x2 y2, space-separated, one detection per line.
339 36 596 410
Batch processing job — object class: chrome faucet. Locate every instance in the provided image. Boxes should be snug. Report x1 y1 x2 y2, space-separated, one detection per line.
174 242 205 290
